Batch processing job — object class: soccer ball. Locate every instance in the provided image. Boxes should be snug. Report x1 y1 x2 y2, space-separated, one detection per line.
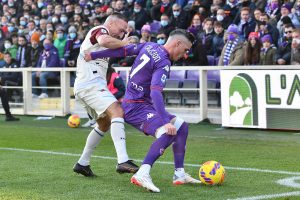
68 115 80 128
199 160 225 185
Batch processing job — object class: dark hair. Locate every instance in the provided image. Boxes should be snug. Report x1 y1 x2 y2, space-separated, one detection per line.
169 29 195 44
244 38 262 65
110 12 128 22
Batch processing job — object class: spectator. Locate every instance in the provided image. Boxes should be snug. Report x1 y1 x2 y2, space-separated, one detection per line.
212 21 225 57
236 7 256 40
151 0 172 21
3 38 17 59
158 14 175 36
260 34 277 65
179 39 208 66
170 3 189 29
243 32 261 65
197 18 215 56
156 31 168 45
257 14 279 46
30 32 42 68
187 13 202 37
215 8 231 29
291 28 300 65
218 24 244 66
253 8 262 22
265 0 281 22
140 24 153 43
276 24 293 65
32 39 60 99
223 0 239 23
16 35 31 67
1 52 21 85
127 21 140 37
129 1 151 31
64 26 82 68
54 26 67 59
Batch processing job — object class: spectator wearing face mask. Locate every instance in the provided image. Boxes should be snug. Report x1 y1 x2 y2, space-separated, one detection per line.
151 0 172 21
265 0 281 22
215 8 231 29
170 3 189 29
3 38 17 59
54 26 66 59
259 34 277 65
158 14 175 37
64 26 82 68
129 1 151 31
32 39 60 99
156 31 167 45
218 24 244 66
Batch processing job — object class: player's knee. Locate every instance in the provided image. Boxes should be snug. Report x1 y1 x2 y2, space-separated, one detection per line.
107 102 124 118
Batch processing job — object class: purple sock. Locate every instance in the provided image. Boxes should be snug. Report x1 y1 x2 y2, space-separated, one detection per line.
142 134 176 166
172 122 188 168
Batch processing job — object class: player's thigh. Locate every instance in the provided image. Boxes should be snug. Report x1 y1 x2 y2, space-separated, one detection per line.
76 87 117 120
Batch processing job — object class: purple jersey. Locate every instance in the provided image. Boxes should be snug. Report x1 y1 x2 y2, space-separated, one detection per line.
124 43 171 103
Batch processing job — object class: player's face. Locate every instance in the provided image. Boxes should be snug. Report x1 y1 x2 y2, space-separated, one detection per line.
110 19 128 40
173 39 192 61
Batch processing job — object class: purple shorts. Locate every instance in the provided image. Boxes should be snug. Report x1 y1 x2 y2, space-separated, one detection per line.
122 102 175 137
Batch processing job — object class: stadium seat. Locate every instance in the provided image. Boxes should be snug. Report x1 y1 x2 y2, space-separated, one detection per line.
207 55 215 66
163 79 182 105
207 70 221 107
215 57 220 66
169 70 186 80
186 70 199 81
181 79 199 105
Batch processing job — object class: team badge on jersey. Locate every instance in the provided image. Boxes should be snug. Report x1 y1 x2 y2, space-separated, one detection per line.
161 74 167 84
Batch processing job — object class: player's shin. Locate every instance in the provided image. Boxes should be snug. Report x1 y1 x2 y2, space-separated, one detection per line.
78 127 105 166
110 117 129 164
172 121 188 177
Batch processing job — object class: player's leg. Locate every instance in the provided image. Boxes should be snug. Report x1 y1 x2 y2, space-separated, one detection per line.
129 109 175 192
105 102 139 173
73 112 110 177
171 117 201 185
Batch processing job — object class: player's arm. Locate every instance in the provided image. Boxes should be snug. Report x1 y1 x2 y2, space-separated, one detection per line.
85 43 146 61
150 62 176 135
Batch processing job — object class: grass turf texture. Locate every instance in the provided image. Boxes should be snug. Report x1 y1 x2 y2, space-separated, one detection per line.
1 115 300 200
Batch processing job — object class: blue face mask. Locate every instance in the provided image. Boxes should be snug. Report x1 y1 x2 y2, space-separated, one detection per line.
69 32 76 39
160 20 168 27
173 11 180 17
8 26 15 32
157 38 166 45
20 21 27 26
57 33 64 39
40 34 46 41
60 16 68 23
38 2 44 8
44 44 52 50
18 29 24 35
34 20 40 26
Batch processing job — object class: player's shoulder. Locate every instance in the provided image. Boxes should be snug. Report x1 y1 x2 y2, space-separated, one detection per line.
89 25 109 45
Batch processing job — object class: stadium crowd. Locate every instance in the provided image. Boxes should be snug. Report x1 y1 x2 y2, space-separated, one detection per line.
0 0 300 98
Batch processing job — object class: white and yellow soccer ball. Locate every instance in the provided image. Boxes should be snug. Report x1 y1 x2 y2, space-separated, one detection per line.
68 115 81 128
199 160 225 185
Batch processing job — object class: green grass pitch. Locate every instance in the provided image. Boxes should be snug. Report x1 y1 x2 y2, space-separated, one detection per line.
1 115 300 200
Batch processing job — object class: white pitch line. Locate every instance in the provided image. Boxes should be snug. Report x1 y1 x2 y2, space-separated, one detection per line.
277 176 300 188
227 191 300 200
1 147 300 176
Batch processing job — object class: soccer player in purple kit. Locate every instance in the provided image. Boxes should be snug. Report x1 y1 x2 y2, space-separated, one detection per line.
84 29 201 192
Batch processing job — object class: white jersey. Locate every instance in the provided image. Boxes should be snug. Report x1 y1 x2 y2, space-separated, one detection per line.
74 25 110 92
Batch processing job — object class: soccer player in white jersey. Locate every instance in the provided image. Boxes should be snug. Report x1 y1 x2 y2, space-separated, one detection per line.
73 13 138 177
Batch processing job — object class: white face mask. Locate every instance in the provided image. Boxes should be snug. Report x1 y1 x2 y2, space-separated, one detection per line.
4 43 12 49
216 15 224 21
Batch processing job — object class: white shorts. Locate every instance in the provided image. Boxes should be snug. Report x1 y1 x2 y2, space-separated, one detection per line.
75 85 117 120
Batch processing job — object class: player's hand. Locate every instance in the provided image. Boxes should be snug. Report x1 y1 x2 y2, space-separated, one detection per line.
122 32 130 46
84 51 92 62
164 123 177 135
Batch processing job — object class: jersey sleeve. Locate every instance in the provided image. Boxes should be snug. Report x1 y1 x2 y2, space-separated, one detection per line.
89 27 109 45
90 43 146 60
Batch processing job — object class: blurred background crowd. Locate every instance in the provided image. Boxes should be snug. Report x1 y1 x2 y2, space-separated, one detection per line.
0 0 300 91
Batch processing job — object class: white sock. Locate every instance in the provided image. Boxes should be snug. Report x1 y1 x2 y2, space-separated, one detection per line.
175 168 185 177
110 117 129 164
136 164 151 176
78 127 104 166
